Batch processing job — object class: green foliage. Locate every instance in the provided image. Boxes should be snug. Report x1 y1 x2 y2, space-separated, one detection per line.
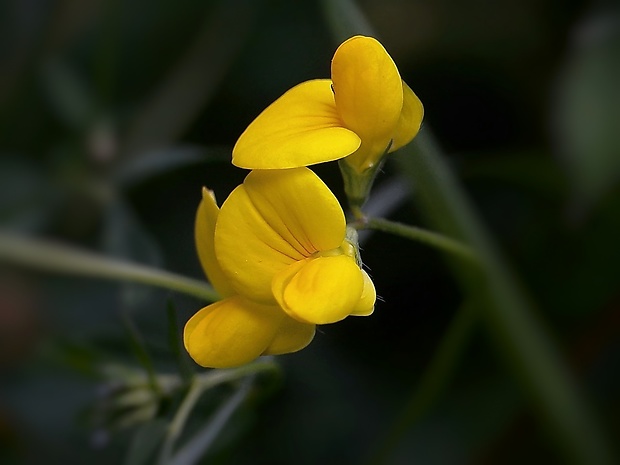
555 10 620 206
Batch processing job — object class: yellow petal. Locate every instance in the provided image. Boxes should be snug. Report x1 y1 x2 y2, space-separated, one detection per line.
272 256 364 325
183 296 282 368
215 185 302 304
243 168 346 255
350 269 376 316
332 36 403 167
264 316 315 355
232 80 361 169
216 168 348 303
195 188 235 297
389 81 424 153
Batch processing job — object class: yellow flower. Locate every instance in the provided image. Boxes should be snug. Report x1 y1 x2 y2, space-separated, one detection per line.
184 167 375 368
184 187 315 368
232 35 424 173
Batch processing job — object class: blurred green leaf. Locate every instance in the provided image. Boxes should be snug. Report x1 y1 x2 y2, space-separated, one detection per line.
320 0 374 43
101 197 164 307
112 145 229 187
0 0 51 109
124 420 168 465
121 311 160 395
41 58 95 129
0 157 56 232
167 300 194 383
122 0 261 157
374 300 480 462
113 403 159 430
389 370 523 463
102 197 162 266
461 150 567 197
555 10 620 205
43 338 106 377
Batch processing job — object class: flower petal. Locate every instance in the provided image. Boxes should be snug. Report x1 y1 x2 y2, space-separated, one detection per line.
184 296 281 368
216 168 348 303
272 256 364 325
232 80 361 169
350 269 376 316
243 168 346 255
389 81 424 153
195 188 235 297
264 316 315 355
215 185 302 303
332 36 403 167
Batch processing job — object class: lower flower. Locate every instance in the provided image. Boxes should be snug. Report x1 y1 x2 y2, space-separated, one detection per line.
184 167 375 368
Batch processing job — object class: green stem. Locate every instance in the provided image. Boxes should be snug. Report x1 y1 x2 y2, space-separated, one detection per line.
0 231 218 302
353 216 477 263
338 149 388 215
397 129 614 465
169 378 254 465
194 357 280 390
156 358 278 464
158 377 206 465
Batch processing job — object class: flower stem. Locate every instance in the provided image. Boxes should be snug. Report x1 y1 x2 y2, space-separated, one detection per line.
194 357 280 390
339 151 387 215
169 378 254 465
0 231 219 302
353 216 478 263
158 377 205 465
156 358 278 464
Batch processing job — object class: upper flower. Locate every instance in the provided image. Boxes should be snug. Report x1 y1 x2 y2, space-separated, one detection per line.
184 167 375 368
232 35 424 173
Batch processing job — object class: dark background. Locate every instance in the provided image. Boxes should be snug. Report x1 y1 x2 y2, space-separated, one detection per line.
1 0 619 463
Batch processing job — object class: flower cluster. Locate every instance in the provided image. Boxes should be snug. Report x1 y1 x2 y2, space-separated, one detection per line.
184 36 423 368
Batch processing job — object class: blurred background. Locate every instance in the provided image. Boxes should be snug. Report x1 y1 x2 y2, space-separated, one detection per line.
1 0 619 463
